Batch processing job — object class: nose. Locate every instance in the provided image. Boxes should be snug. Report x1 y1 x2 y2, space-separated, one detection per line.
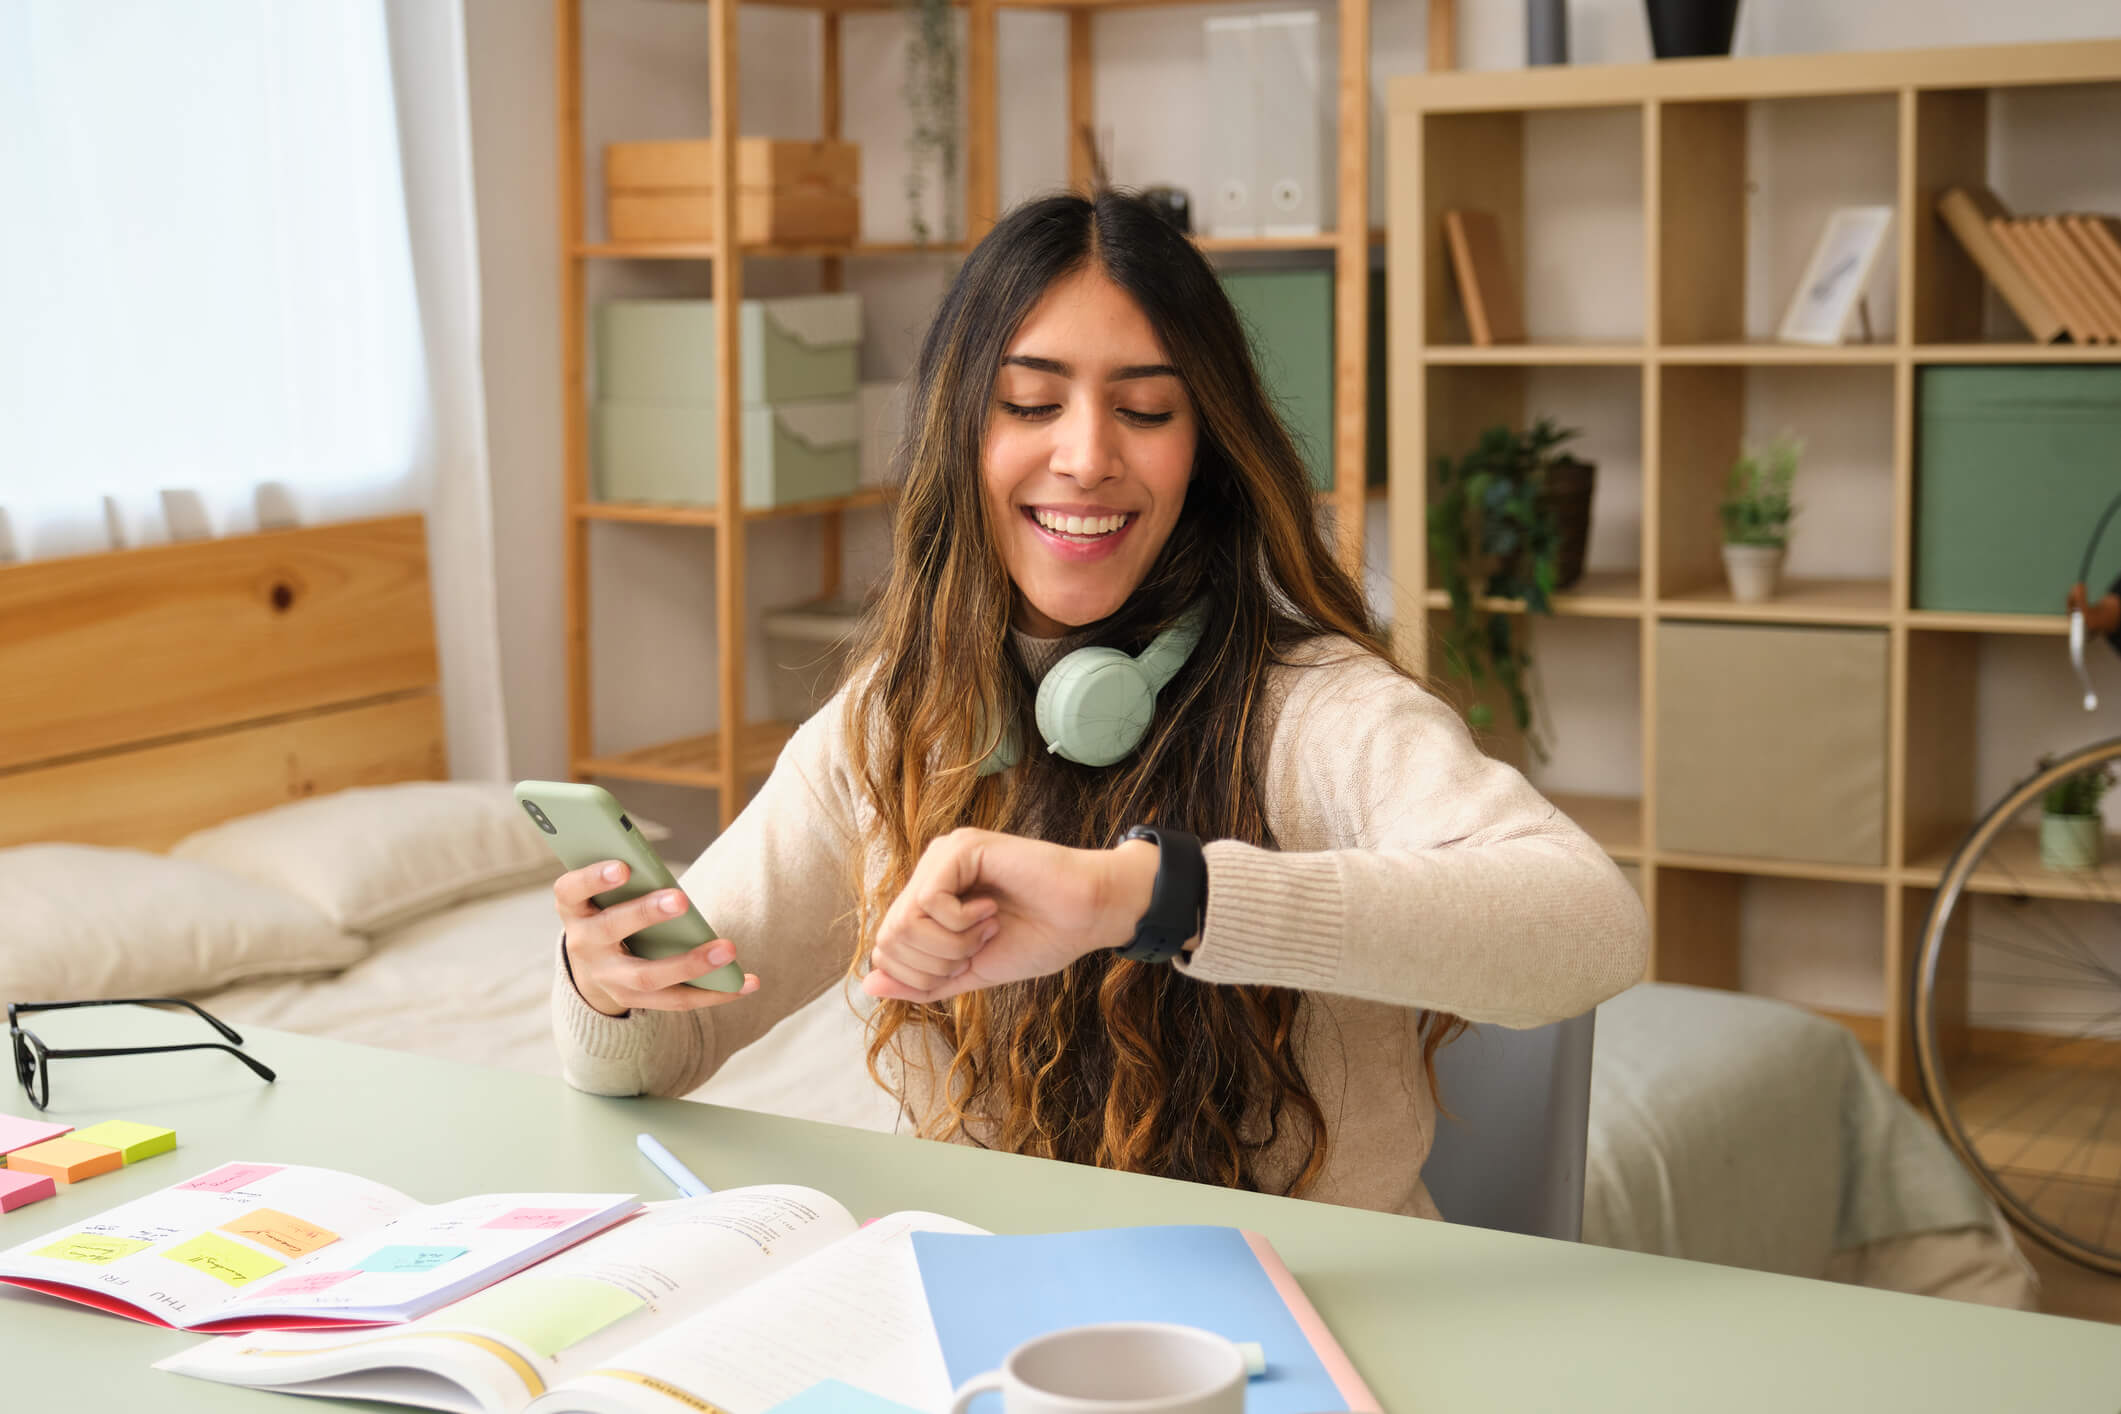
1047 400 1120 489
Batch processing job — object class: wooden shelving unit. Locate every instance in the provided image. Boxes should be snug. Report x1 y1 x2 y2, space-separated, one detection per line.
557 0 1381 828
1385 39 2121 1096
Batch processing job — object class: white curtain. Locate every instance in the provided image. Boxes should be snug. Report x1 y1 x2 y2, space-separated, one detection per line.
0 0 509 781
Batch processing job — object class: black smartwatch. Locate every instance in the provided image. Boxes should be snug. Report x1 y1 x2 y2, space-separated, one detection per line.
1116 825 1206 964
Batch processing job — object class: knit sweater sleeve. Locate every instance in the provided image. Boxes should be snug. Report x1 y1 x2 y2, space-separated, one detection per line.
1175 642 1648 1028
550 698 864 1098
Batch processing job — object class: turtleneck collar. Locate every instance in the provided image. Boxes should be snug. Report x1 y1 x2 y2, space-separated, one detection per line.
1010 626 1091 683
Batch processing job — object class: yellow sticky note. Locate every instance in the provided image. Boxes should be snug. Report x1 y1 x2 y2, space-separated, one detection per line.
220 1208 340 1259
443 1277 646 1357
68 1120 176 1165
163 1232 286 1288
35 1233 153 1265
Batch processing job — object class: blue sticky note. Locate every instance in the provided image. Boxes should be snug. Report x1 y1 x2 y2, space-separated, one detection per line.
358 1244 470 1274
912 1227 1348 1414
765 1380 925 1414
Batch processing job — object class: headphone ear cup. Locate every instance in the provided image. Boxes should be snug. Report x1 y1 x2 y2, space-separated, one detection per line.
1034 648 1157 767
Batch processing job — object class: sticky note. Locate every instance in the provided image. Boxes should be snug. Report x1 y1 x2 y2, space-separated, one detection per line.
69 1120 175 1165
358 1245 469 1275
5 1136 122 1183
163 1232 286 1288
221 1208 341 1259
176 1162 283 1193
0 1114 72 1160
251 1269 360 1301
0 1168 56 1212
445 1276 645 1356
482 1207 597 1231
35 1233 152 1264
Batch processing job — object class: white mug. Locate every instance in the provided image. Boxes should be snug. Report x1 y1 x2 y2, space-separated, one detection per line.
948 1322 1247 1414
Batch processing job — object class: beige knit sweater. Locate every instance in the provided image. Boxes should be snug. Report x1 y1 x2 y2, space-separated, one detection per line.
552 634 1649 1219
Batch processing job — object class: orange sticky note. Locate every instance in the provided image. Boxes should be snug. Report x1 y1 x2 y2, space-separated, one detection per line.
221 1208 341 1259
6 1136 123 1183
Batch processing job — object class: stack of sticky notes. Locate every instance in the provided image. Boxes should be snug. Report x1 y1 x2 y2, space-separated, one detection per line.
0 1116 176 1211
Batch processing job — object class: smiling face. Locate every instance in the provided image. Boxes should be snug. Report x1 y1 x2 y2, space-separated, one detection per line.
982 266 1199 637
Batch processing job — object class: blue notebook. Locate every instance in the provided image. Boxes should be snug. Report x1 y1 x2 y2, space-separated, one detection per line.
910 1226 1376 1413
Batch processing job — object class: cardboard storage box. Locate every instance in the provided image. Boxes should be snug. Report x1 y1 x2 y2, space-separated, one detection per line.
761 597 868 722
1655 622 1888 867
604 139 859 245
594 399 860 510
598 295 862 407
1916 366 2121 614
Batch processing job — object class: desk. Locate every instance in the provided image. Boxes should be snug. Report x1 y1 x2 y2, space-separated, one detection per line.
2 1006 2116 1412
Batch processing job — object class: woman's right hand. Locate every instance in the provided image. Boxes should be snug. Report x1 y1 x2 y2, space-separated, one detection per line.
556 861 760 1019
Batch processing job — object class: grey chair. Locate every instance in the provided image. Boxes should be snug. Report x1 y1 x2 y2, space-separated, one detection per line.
1419 1010 1596 1242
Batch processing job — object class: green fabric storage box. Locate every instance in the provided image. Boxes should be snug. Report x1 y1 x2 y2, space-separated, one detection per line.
1916 366 2121 615
1222 269 1333 492
597 294 862 406
594 399 860 509
1655 623 1888 867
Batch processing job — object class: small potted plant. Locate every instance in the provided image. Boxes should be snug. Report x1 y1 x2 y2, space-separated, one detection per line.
2040 758 2113 872
1719 434 1799 604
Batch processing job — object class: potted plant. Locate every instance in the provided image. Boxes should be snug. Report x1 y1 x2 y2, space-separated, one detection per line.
1428 417 1597 760
2040 757 2113 872
1720 434 1799 604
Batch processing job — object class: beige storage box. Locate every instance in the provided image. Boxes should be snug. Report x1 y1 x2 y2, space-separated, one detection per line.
761 597 869 722
1654 623 1888 867
604 139 860 245
594 399 860 510
598 295 862 408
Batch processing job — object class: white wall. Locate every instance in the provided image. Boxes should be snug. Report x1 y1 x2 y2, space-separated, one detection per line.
465 0 2121 877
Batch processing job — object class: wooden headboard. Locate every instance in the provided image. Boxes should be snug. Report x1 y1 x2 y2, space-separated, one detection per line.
0 515 446 851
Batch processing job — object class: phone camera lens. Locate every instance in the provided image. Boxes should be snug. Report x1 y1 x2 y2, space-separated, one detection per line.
521 799 558 835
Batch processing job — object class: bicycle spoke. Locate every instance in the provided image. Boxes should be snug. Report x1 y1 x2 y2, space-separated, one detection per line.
2018 1070 2121 1211
1967 929 2120 988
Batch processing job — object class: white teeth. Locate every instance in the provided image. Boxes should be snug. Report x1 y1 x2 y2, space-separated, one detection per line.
1065 515 1085 534
1033 510 1129 538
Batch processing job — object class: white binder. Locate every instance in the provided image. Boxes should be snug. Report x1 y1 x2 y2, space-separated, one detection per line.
1254 12 1323 238
1204 16 1259 239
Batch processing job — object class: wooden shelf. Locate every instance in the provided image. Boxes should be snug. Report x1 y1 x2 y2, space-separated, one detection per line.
1903 827 2121 904
1913 344 2121 364
1547 792 1644 862
1658 851 1894 887
1424 343 1644 366
1422 568 1644 619
577 722 799 791
1193 231 1385 253
1904 609 2069 637
573 240 968 261
1658 578 1893 626
573 489 890 528
1657 343 1898 365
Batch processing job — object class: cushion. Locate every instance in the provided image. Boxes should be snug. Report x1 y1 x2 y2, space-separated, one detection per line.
170 782 567 935
0 845 367 1001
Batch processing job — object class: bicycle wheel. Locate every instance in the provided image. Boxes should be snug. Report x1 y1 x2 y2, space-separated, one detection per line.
1913 736 2121 1274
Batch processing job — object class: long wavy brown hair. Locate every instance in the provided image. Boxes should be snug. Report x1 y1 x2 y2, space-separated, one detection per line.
842 191 1462 1197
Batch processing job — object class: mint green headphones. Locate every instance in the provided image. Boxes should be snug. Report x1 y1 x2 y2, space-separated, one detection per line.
980 607 1207 774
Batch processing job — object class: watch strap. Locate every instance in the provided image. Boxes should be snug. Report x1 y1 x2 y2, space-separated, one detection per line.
1117 825 1205 964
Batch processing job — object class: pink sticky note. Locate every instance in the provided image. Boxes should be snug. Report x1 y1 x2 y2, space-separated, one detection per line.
0 1168 57 1212
251 1269 360 1301
176 1163 285 1194
482 1207 597 1231
0 1114 72 1158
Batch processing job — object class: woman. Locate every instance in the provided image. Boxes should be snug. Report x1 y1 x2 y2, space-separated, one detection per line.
552 191 1648 1219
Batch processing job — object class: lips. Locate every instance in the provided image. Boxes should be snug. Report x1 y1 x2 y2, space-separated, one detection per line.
1021 506 1138 562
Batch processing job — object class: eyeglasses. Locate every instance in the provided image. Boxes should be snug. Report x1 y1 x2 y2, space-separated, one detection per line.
8 998 276 1112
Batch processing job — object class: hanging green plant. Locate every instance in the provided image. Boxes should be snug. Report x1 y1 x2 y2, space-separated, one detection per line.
1427 416 1583 761
903 0 960 245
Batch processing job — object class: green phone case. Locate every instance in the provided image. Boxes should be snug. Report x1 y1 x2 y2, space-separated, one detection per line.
513 781 745 992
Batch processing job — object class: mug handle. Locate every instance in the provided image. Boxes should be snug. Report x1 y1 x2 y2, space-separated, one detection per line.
949 1369 1007 1414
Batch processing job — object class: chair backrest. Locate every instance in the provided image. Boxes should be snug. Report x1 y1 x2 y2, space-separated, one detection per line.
1420 1011 1596 1241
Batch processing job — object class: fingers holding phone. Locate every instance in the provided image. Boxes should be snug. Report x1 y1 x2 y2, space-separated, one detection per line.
555 861 760 1018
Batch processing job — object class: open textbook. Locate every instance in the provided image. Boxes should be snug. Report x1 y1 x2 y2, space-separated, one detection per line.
157 1186 981 1414
0 1161 638 1333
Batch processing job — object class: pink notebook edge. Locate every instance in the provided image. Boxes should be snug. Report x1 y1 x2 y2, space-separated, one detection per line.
1239 1230 1383 1413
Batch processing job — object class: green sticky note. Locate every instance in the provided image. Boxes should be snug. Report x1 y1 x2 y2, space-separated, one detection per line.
163 1232 286 1288
35 1233 152 1265
68 1121 176 1165
443 1276 646 1357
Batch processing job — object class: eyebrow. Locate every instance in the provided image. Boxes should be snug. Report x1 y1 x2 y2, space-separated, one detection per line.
1001 354 1180 383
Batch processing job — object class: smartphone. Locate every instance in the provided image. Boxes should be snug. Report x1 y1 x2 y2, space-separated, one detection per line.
514 781 744 992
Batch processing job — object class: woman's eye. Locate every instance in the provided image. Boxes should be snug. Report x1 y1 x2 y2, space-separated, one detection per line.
999 400 1060 420
1119 409 1175 427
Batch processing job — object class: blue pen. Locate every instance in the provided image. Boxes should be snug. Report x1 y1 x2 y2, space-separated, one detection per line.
636 1132 712 1197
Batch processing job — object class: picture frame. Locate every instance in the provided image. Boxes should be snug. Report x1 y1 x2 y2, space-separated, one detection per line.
1777 205 1895 345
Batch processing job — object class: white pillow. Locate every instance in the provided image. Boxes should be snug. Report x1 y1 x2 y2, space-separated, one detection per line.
0 845 368 1001
170 782 566 935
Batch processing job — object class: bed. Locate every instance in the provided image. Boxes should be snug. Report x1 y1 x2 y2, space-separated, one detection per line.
0 518 2038 1312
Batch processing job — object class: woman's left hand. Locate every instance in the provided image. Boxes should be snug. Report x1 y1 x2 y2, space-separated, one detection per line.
861 829 1161 1003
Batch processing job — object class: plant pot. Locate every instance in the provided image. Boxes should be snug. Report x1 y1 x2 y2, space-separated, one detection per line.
1645 0 1741 59
1722 542 1783 603
2040 812 2104 872
1544 456 1596 590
